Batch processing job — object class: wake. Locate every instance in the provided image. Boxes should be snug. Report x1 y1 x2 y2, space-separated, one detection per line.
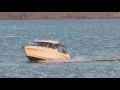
72 56 120 62
28 56 120 63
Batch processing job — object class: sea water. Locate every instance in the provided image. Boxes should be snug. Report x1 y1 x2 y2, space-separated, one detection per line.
0 19 120 78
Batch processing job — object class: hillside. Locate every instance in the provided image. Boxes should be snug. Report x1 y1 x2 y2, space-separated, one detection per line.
0 12 119 19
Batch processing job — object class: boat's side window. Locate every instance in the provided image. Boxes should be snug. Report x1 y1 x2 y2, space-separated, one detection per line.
46 43 52 48
36 42 44 46
54 44 58 49
38 42 41 46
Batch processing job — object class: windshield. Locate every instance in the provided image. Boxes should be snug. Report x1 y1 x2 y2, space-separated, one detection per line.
57 44 67 54
32 42 67 53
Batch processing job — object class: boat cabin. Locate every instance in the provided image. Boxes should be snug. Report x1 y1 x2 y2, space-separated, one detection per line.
32 40 67 54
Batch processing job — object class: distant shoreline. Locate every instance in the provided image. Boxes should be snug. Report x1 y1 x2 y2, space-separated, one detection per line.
0 18 120 20
0 12 120 20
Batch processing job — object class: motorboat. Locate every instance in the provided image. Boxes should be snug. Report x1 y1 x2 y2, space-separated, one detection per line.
22 39 70 62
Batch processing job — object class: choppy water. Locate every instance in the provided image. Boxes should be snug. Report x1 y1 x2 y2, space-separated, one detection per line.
0 19 120 78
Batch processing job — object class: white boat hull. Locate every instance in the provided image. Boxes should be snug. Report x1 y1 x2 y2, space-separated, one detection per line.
23 46 70 62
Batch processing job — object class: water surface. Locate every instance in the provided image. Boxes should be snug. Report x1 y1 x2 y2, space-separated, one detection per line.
0 19 120 78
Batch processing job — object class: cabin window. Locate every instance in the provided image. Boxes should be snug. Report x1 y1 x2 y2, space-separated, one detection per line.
33 42 53 48
53 44 58 49
32 41 67 53
57 44 67 54
39 42 45 46
32 42 44 46
45 43 52 48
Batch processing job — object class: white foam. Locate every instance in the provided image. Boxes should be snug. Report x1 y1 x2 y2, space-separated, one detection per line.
71 56 120 62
